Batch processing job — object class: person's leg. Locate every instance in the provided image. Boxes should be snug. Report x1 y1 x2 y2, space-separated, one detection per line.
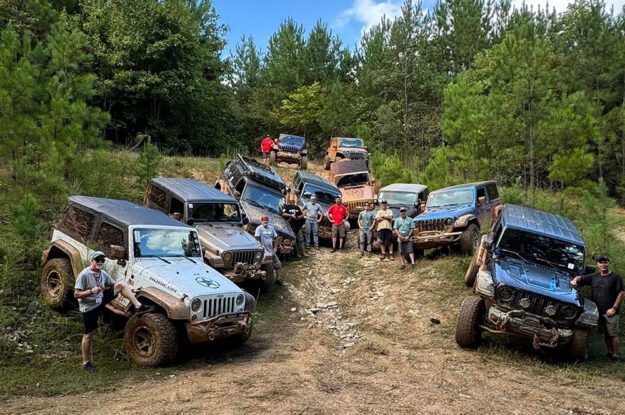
605 334 614 356
114 282 142 308
359 230 365 252
81 308 98 368
82 332 93 364
305 222 312 246
379 232 386 258
339 226 345 249
312 222 319 247
366 231 372 252
273 255 282 280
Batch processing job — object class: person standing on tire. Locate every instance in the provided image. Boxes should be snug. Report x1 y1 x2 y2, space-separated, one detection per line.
261 135 274 164
74 251 149 372
255 215 281 280
358 202 376 255
375 200 394 260
571 255 624 362
394 207 415 268
303 195 323 249
327 196 349 252
281 195 307 258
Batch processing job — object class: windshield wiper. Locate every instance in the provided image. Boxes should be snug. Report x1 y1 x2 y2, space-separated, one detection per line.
498 248 530 264
533 257 566 273
142 255 171 264
245 199 265 209
266 206 281 215
183 256 197 264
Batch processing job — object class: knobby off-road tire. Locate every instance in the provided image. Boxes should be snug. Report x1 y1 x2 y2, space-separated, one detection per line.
269 151 277 165
300 156 308 170
323 156 331 170
124 313 179 366
260 263 275 292
464 254 480 288
455 296 485 348
459 224 480 255
568 328 589 361
40 258 73 310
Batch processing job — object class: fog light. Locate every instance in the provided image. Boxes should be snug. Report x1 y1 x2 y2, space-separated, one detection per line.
192 298 202 312
518 298 531 309
544 305 557 317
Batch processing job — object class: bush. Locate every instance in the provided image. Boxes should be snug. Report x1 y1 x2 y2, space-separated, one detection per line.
370 153 414 187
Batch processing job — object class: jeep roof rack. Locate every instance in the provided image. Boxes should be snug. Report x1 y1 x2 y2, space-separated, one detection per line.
236 154 287 192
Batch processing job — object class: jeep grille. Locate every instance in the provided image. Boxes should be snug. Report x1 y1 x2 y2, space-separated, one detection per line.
223 250 260 267
415 218 446 233
495 287 579 326
345 201 366 212
280 145 300 153
203 295 238 318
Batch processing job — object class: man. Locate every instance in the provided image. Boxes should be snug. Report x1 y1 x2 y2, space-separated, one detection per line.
74 251 149 372
327 196 349 252
394 207 416 268
375 200 394 260
302 195 323 249
358 202 376 255
261 135 274 164
254 215 281 280
281 195 307 258
571 255 624 361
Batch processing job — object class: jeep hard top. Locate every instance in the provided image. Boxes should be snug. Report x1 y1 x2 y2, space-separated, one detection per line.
324 137 369 170
215 154 295 255
41 196 255 366
413 181 500 254
269 133 308 169
144 178 275 290
377 183 429 219
328 158 376 219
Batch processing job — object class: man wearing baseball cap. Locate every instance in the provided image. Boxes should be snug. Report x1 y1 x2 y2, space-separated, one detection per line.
375 200 394 260
74 251 150 371
571 255 625 361
254 215 281 282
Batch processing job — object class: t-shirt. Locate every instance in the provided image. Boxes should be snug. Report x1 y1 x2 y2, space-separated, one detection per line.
261 138 274 153
359 210 376 229
394 216 415 237
281 204 304 232
303 202 323 223
75 267 115 313
328 204 349 226
255 224 277 253
375 208 393 231
579 272 624 315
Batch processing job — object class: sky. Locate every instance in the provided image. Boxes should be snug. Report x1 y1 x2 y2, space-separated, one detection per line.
213 0 625 56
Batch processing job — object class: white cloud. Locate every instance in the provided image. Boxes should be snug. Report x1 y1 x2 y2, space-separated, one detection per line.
337 0 403 34
510 0 625 14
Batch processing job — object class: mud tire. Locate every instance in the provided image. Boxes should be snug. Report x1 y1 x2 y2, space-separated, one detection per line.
260 263 275 292
459 224 480 255
41 258 73 310
324 156 331 170
124 313 179 366
269 151 277 165
455 296 485 348
300 156 308 170
464 254 480 288
568 328 589 361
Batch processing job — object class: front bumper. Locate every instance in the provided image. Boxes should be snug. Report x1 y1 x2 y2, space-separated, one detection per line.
224 264 266 283
185 312 252 344
414 231 462 249
276 151 302 163
485 307 573 348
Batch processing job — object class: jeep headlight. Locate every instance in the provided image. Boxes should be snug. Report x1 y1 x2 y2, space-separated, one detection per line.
191 298 202 312
236 293 244 306
444 218 454 226
223 252 232 262
254 250 263 261
561 305 578 320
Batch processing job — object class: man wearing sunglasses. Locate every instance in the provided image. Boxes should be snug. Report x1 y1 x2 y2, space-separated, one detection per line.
74 251 149 372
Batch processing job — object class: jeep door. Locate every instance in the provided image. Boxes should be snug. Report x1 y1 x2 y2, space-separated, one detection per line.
476 186 491 229
485 183 501 227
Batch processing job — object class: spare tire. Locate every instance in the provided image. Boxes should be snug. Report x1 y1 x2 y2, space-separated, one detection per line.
41 258 74 310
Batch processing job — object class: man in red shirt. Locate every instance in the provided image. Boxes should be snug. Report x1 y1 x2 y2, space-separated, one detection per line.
327 196 349 252
261 135 274 164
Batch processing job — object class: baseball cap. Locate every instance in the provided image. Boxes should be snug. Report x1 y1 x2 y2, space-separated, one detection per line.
380 200 388 204
596 255 609 262
399 207 407 212
260 215 269 221
89 251 106 261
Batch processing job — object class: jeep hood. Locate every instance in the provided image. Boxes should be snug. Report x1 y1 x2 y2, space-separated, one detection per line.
493 258 580 306
133 258 242 297
416 204 473 221
339 147 367 153
195 224 261 251
340 186 374 203
240 201 295 239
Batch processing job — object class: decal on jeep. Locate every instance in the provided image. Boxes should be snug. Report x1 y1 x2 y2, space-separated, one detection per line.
196 276 220 289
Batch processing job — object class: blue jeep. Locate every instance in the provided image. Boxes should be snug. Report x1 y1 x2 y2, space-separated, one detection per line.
456 204 599 360
412 181 500 254
270 133 308 169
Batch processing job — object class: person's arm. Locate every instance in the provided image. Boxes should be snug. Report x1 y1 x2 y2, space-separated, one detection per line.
571 273 592 287
280 207 292 220
272 228 278 254
254 227 262 242
74 274 99 299
607 277 625 316
358 213 364 229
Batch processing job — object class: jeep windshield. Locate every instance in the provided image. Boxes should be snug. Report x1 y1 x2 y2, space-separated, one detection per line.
497 228 584 272
378 191 417 206
427 189 473 208
302 184 339 206
188 202 241 223
242 184 283 214
133 228 202 258
280 135 304 146
338 138 364 148
337 173 369 187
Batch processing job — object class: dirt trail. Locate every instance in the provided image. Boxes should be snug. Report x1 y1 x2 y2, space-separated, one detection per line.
4 162 625 414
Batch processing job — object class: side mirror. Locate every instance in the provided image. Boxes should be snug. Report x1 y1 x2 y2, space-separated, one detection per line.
186 218 195 226
478 196 486 206
232 190 241 198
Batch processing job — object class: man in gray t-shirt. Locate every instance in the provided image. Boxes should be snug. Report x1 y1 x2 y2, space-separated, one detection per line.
303 196 323 248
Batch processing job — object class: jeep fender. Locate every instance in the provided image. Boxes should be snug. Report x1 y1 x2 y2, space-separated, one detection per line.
454 214 477 229
204 250 224 268
136 286 189 320
42 240 83 277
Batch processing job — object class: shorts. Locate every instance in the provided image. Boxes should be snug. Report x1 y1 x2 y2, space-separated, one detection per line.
82 287 115 334
332 224 346 238
398 239 413 254
378 229 392 244
272 254 282 270
262 152 270 158
599 313 620 337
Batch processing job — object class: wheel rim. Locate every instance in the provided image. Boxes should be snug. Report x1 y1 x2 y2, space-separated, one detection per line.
133 325 155 357
46 270 62 299
471 230 479 250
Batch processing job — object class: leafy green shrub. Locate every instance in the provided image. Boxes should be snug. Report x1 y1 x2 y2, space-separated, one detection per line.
500 178 525 205
418 147 456 190
370 153 413 187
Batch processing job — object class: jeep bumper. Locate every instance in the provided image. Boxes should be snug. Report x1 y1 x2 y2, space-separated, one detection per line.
276 151 302 164
414 231 463 249
224 264 266 283
185 312 252 344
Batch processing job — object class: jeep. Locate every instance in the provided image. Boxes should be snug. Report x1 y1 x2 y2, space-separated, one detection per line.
324 137 369 170
144 178 275 291
456 204 598 360
377 183 429 219
290 170 350 240
412 181 500 255
41 196 255 366
328 159 376 220
215 154 296 255
269 133 308 169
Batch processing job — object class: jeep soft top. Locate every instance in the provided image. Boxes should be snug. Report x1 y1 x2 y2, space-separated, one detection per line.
380 183 428 194
150 178 236 204
329 159 369 176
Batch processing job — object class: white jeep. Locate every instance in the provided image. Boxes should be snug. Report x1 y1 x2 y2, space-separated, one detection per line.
41 196 255 366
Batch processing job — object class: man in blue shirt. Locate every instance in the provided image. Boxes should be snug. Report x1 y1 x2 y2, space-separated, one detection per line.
393 207 415 268
255 215 281 280
358 202 376 255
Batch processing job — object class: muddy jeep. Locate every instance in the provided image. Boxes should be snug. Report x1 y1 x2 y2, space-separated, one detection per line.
215 154 295 255
456 204 598 360
324 137 369 170
144 178 274 291
269 134 308 169
290 170 350 240
41 196 255 366
412 181 500 255
328 159 376 220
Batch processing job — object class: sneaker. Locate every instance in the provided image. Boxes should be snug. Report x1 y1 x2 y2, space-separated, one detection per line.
360 251 364 256
316 245 320 250
389 253 395 260
331 249 336 253
83 361 96 372
134 304 155 315
609 355 620 362
303 252 309 257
